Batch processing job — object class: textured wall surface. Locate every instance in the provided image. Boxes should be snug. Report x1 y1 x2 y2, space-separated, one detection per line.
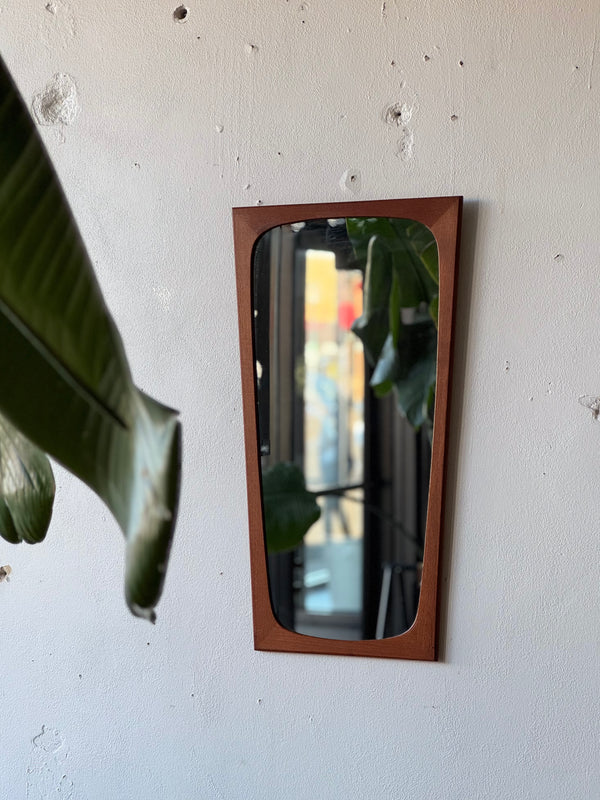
2 1 600 797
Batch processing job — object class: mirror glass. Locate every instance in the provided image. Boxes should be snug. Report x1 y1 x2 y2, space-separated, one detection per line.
253 216 439 641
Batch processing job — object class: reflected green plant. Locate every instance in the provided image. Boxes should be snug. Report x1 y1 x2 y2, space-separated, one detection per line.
263 218 438 554
347 217 438 432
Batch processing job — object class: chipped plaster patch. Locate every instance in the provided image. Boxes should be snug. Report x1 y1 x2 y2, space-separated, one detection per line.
397 127 414 161
579 395 600 420
384 101 413 126
32 73 79 127
41 1 77 39
384 88 417 161
152 286 172 310
27 726 74 799
0 565 11 582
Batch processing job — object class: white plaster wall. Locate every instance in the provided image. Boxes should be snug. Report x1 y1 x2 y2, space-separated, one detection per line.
1 1 599 797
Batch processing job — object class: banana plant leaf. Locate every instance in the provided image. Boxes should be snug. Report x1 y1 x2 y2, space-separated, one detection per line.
0 56 181 621
262 462 320 554
0 413 54 544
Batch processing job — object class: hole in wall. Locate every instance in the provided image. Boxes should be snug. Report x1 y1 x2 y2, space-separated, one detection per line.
385 102 412 126
173 5 188 22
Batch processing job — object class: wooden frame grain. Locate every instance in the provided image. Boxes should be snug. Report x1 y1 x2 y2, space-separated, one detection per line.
233 196 462 660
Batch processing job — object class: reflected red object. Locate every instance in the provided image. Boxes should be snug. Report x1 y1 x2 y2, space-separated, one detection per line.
338 302 355 331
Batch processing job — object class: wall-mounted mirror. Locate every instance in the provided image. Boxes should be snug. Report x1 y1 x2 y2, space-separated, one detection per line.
233 197 462 660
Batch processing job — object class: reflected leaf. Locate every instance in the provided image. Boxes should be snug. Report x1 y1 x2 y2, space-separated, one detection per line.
370 323 437 428
262 462 321 554
392 334 437 428
347 217 438 308
390 218 439 286
429 295 439 327
370 332 399 389
347 217 439 430
351 235 392 365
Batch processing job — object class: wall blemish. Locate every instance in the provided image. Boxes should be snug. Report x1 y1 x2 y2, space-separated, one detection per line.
0 564 11 582
579 395 600 420
339 169 361 193
41 0 76 37
27 726 74 800
588 28 597 89
32 73 79 128
152 286 172 311
384 101 412 126
397 127 414 161
173 6 189 23
384 96 415 160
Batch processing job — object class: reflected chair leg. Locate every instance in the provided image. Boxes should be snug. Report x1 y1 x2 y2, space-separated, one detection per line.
397 566 408 632
376 563 393 639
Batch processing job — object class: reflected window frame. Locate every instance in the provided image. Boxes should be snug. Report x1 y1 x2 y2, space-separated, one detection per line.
233 197 462 661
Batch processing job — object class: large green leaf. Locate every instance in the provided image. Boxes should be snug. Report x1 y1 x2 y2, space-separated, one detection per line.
0 412 54 544
0 56 181 620
262 462 320 554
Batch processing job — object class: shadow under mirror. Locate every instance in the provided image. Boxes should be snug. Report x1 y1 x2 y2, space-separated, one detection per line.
254 217 439 641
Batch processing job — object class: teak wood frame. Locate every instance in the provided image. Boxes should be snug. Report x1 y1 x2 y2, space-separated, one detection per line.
233 196 462 660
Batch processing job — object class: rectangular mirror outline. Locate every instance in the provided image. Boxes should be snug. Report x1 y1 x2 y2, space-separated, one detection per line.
233 197 462 660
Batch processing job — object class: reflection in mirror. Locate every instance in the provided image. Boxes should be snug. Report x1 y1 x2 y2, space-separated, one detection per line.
254 217 439 641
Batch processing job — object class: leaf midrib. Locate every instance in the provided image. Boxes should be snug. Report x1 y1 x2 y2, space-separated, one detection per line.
0 294 128 430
